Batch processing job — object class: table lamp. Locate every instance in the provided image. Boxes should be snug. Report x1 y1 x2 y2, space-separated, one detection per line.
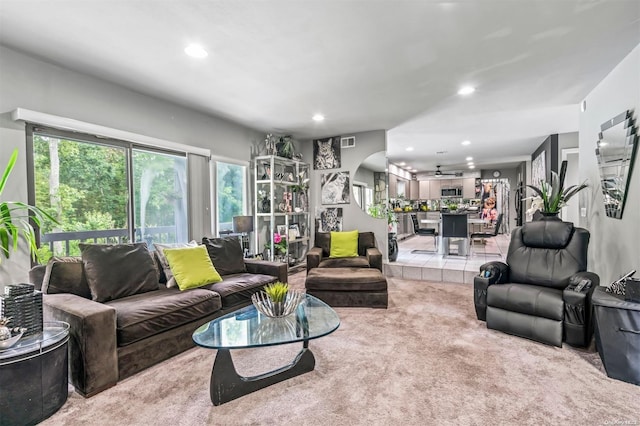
232 215 254 257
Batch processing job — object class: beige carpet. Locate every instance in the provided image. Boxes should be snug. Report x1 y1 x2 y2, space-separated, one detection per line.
43 273 639 426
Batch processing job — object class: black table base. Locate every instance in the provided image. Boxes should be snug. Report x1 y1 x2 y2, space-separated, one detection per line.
210 342 315 406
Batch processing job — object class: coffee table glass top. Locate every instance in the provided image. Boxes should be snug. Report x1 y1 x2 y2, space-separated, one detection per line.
193 294 340 350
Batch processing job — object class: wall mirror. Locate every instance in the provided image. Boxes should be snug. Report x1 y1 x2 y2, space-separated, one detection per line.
353 151 387 217
595 110 638 219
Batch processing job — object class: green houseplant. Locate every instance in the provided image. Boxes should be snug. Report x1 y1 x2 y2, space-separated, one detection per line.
0 149 56 263
526 160 588 215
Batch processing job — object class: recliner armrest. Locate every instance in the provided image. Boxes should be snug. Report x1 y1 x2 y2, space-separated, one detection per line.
366 247 383 272
244 259 288 283
307 247 324 274
562 271 599 347
473 261 510 321
43 293 118 397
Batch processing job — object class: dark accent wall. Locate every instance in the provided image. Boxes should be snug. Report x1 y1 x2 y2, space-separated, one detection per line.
532 134 559 181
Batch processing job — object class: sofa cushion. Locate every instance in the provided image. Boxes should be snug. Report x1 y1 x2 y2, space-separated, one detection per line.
80 242 160 303
42 256 92 299
202 273 277 308
487 283 564 321
163 245 223 291
330 230 359 258
314 232 331 257
105 287 221 346
154 241 198 287
202 237 247 276
319 256 370 269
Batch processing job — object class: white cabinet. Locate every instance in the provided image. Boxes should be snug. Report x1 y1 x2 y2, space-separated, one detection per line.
254 155 310 265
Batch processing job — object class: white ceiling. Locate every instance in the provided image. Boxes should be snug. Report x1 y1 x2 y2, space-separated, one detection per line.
1 1 639 173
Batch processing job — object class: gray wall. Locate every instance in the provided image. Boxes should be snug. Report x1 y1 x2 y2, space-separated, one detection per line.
303 130 389 259
579 43 640 285
0 46 264 282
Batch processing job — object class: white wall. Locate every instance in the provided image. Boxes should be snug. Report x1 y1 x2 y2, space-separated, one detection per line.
0 46 265 281
579 43 640 284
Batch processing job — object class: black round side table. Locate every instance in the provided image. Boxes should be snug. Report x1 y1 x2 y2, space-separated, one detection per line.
0 321 70 426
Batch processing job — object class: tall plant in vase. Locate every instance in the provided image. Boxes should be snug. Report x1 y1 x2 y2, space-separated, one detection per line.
525 160 588 218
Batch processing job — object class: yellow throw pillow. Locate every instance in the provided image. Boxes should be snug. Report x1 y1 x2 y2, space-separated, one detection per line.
163 245 222 291
329 230 359 258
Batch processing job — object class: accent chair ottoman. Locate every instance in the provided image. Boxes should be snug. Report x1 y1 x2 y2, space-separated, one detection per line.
305 267 388 308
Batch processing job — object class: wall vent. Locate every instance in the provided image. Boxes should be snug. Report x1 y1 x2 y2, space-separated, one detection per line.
341 136 356 148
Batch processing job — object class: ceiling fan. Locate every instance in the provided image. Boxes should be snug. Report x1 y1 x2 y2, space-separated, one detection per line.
430 165 462 177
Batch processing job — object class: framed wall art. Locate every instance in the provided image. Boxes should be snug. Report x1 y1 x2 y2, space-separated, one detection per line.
313 136 341 170
321 172 350 205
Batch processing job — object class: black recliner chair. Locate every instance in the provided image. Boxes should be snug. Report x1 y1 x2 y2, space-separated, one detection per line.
473 219 599 347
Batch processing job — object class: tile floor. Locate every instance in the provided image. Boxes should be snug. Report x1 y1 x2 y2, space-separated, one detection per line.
383 233 510 284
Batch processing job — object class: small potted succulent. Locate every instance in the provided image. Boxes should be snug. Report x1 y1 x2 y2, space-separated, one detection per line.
251 281 303 318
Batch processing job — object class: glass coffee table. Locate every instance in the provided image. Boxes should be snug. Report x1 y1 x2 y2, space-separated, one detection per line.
193 294 340 405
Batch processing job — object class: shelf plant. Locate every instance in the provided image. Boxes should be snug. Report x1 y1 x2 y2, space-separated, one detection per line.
1 149 57 263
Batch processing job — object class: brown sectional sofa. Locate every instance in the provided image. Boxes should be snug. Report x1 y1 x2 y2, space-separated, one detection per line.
29 237 287 397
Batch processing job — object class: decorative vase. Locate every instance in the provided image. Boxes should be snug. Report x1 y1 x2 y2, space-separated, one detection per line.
539 211 562 221
388 233 398 262
261 198 270 213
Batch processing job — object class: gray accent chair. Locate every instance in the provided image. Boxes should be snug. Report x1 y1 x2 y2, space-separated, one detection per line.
473 220 599 347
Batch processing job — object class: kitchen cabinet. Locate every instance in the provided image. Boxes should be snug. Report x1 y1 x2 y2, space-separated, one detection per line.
419 181 430 199
429 180 441 198
463 178 476 199
409 180 419 200
450 178 463 187
389 173 397 198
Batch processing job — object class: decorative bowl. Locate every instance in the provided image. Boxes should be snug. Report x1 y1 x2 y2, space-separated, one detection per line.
0 329 26 350
251 290 304 318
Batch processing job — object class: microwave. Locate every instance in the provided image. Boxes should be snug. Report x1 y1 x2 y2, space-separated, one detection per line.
441 187 462 198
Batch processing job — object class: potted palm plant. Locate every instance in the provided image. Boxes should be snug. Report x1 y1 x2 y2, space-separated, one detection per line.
526 160 588 219
1 149 56 263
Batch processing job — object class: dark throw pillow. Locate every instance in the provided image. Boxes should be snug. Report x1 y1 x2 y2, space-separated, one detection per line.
42 256 92 299
79 242 160 302
201 237 247 276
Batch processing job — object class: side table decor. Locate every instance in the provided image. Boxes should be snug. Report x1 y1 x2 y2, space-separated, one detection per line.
0 283 43 337
0 316 26 350
251 282 304 317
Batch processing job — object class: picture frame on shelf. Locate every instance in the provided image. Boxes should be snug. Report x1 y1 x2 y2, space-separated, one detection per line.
276 225 287 236
288 224 301 240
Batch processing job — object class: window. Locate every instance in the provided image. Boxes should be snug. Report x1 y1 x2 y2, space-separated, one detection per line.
28 125 189 259
214 160 248 234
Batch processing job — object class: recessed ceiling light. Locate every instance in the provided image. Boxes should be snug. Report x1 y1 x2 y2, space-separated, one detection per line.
312 114 325 122
461 140 471 146
411 169 417 172
406 147 414 152
469 165 476 169
467 162 474 166
466 156 473 161
598 141 608 147
458 86 475 96
399 162 406 166
184 44 208 58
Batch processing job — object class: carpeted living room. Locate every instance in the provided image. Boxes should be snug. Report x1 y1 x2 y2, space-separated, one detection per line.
38 272 639 425
1 2 640 426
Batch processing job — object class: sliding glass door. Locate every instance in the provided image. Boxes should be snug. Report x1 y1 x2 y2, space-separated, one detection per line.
29 125 189 260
